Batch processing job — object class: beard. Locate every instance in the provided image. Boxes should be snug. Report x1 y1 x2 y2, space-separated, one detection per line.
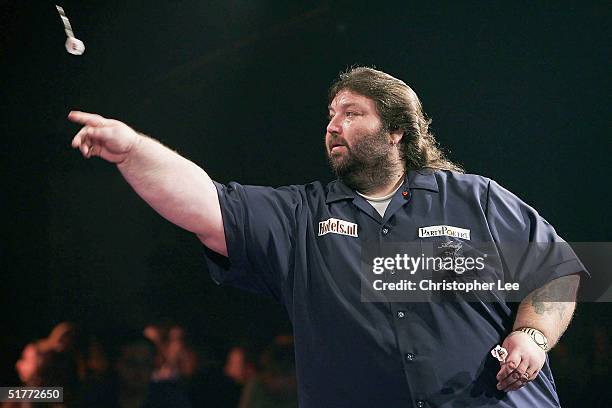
327 126 400 194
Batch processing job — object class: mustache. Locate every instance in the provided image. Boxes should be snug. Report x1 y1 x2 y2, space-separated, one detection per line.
328 134 348 149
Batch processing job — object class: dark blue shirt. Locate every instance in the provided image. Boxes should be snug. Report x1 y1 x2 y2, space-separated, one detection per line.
204 169 586 408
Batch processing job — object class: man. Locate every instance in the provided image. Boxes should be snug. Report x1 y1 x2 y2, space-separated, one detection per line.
69 67 585 407
84 332 192 407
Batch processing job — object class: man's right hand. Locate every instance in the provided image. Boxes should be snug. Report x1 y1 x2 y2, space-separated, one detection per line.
69 111 140 164
67 109 227 256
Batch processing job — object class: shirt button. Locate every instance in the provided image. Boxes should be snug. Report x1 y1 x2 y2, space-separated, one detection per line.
416 400 425 408
396 311 406 319
405 352 416 361
382 227 389 235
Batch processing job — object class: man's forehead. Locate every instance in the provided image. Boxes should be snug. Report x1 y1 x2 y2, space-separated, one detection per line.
328 90 375 110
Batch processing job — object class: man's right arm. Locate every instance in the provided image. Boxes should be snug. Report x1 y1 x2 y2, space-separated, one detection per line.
68 111 227 256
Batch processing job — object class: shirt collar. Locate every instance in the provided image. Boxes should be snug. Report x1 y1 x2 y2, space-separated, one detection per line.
407 168 439 193
325 178 355 203
325 168 439 204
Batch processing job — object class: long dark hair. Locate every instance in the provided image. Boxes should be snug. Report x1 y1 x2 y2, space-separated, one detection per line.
328 67 463 172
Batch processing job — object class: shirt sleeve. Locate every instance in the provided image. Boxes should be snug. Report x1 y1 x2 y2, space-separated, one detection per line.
202 180 302 303
485 179 588 298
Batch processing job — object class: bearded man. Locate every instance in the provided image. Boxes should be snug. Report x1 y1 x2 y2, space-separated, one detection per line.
69 67 586 407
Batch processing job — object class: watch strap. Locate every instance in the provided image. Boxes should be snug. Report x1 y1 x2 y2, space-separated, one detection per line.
515 327 549 351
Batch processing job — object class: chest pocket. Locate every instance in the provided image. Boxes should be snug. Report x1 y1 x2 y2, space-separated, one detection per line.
420 234 506 302
419 235 473 275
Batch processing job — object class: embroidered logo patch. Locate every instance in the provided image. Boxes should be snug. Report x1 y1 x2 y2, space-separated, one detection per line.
318 218 358 238
418 225 471 240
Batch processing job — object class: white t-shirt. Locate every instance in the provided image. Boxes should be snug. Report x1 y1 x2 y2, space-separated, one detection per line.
356 181 404 217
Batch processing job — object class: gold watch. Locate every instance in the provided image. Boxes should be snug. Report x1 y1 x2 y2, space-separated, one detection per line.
516 327 549 351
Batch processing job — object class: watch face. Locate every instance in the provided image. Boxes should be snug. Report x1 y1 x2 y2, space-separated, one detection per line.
533 332 545 344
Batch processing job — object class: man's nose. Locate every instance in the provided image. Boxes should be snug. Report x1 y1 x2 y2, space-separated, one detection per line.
326 116 342 135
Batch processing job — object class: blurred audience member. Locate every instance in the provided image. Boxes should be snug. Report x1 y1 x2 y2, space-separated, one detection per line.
145 323 243 406
47 322 78 353
239 335 297 408
6 336 81 407
46 322 89 381
142 324 166 376
144 323 198 382
224 344 257 386
84 331 191 408
183 341 242 407
83 337 111 381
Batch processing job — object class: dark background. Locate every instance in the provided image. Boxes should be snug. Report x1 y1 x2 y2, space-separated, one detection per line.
2 1 610 405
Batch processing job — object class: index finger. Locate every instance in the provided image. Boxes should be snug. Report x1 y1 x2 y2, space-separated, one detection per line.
67 111 107 127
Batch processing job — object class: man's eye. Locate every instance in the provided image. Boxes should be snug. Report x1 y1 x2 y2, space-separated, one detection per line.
346 111 357 117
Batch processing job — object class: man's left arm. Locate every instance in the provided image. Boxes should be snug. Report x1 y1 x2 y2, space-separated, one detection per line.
496 273 581 392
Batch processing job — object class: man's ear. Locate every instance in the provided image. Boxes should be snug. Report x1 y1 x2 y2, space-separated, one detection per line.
390 129 404 145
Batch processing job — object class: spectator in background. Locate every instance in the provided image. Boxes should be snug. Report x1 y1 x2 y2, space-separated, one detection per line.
45 322 91 382
8 337 81 408
166 326 199 380
143 324 198 382
182 340 242 407
83 336 111 381
224 344 257 387
144 322 241 406
239 336 297 408
46 323 79 354
142 324 168 379
84 331 191 408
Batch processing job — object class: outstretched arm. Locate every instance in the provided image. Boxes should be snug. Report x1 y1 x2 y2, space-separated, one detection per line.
68 111 227 256
496 273 580 392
